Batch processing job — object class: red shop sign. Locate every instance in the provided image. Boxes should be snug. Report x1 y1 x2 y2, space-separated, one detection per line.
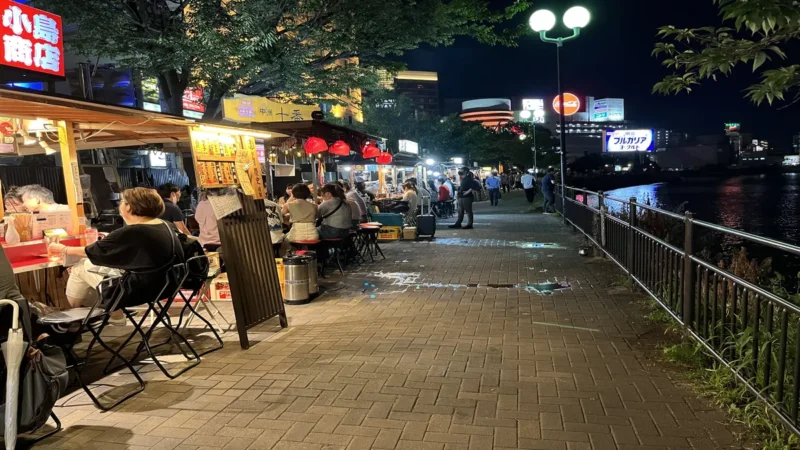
0 1 64 77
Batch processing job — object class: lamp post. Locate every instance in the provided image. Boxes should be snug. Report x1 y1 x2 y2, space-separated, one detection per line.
520 109 546 173
529 6 590 220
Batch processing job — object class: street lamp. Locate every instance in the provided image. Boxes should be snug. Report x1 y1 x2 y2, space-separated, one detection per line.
530 5 590 219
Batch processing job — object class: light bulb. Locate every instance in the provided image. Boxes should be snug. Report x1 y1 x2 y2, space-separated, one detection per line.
520 110 532 119
563 6 590 29
529 10 556 32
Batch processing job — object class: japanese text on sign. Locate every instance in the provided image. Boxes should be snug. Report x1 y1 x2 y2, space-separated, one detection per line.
604 129 655 153
0 1 63 76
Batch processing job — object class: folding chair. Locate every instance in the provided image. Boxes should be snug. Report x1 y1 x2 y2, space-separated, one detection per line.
104 264 201 379
171 255 224 357
37 276 145 411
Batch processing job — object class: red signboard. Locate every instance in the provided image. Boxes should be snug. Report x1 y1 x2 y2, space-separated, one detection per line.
0 1 64 77
553 93 581 116
183 87 206 112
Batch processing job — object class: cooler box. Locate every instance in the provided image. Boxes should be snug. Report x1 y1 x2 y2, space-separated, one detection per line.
370 213 404 227
378 226 401 241
403 227 417 240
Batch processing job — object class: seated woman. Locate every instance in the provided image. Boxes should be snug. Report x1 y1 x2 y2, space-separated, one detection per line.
316 183 352 240
194 189 221 251
48 187 185 314
282 184 319 242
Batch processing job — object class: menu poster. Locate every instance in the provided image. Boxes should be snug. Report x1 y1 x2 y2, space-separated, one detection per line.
240 136 266 199
208 193 242 220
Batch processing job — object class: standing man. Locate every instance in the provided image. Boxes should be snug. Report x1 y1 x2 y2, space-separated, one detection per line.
486 170 502 206
158 183 192 234
500 172 509 193
542 168 556 214
448 168 481 230
521 170 536 205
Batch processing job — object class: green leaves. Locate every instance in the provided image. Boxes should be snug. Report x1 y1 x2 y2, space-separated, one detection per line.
32 0 530 117
653 0 800 106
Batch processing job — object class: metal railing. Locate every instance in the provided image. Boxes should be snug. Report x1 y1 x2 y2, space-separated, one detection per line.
556 185 800 436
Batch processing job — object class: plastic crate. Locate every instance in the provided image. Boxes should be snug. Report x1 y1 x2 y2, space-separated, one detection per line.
378 226 401 241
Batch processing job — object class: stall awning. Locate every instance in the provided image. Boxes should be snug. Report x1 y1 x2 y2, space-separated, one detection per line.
0 87 193 150
243 120 384 151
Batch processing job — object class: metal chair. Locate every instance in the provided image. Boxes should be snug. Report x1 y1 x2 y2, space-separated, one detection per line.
104 264 201 379
171 255 224 357
38 276 145 411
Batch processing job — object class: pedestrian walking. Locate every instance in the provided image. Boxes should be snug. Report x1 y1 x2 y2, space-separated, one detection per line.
542 168 556 214
449 168 481 230
521 170 536 204
501 173 509 193
486 170 502 206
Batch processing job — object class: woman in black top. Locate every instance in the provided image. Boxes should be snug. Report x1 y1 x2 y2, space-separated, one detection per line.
48 188 184 312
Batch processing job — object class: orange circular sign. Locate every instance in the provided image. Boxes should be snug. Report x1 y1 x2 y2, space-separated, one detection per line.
553 93 581 116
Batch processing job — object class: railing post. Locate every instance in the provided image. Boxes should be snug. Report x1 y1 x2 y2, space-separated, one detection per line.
561 185 566 224
682 211 696 327
598 191 606 248
582 188 589 205
627 197 636 275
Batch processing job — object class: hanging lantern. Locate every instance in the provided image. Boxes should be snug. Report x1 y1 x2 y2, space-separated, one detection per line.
330 140 351 156
376 152 393 165
304 137 328 155
363 144 381 158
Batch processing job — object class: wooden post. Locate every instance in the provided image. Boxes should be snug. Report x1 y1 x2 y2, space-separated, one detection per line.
57 121 85 235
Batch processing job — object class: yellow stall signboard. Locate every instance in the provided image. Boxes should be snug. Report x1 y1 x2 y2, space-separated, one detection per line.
223 96 319 123
238 136 266 199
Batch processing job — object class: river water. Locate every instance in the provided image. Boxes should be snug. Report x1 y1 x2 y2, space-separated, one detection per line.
604 174 800 246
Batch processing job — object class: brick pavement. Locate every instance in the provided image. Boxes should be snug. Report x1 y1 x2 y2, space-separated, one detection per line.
35 191 743 450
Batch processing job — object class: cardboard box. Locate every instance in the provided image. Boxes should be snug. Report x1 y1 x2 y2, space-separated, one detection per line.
210 273 232 301
403 227 417 240
378 226 401 241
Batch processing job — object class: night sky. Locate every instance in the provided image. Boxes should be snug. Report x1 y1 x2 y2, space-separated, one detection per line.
402 0 799 150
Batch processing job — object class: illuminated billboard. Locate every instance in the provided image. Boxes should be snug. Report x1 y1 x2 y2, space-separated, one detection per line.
604 129 655 153
591 98 624 122
398 139 419 155
553 93 580 116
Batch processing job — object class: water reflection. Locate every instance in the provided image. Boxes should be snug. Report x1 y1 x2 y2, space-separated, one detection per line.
603 175 800 245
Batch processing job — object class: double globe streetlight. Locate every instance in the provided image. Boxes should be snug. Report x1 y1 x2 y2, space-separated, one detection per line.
529 6 590 218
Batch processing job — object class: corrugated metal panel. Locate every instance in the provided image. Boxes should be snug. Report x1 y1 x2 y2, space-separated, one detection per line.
0 166 66 203
117 168 188 189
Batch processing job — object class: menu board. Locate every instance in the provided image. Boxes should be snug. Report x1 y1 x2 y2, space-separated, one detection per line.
238 136 266 199
189 127 264 198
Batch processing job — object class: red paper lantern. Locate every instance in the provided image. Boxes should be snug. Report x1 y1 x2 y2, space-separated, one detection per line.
329 140 351 156
376 152 393 165
362 144 381 158
304 137 328 155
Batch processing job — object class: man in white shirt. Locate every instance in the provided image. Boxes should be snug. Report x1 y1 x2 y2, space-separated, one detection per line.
521 170 536 204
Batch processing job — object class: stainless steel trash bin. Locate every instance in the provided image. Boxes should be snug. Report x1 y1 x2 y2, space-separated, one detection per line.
301 252 319 295
283 256 310 305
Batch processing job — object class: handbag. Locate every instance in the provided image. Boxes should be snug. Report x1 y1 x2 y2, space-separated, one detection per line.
315 200 343 227
0 298 68 435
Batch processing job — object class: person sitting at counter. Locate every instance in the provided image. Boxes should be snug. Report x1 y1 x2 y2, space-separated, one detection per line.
343 181 367 225
194 188 224 251
4 186 24 213
282 184 319 242
317 183 351 240
158 183 192 235
19 185 69 213
277 184 293 206
47 187 184 320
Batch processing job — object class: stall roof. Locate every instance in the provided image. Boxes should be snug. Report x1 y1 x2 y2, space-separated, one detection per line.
0 87 197 150
245 120 384 150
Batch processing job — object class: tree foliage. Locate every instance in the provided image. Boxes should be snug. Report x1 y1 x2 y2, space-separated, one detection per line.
33 0 531 118
653 0 800 106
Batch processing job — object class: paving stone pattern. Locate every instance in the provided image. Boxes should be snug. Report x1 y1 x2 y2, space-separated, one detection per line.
37 191 743 450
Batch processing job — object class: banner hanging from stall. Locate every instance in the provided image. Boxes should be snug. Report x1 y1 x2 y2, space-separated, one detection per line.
189 127 266 199
0 0 64 77
223 96 320 123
